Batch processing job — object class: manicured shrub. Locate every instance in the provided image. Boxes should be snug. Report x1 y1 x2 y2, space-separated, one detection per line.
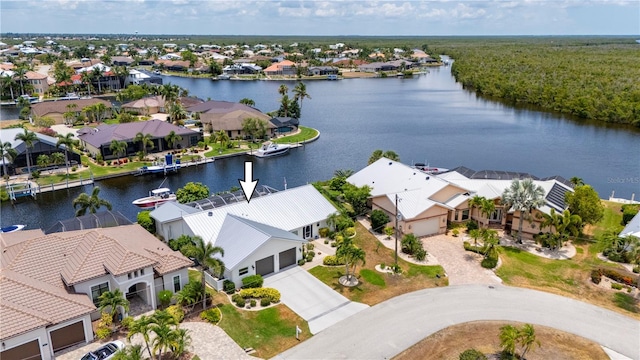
223 280 236 294
242 274 263 288
239 287 281 303
95 325 112 340
158 289 173 308
633 266 640 274
330 242 337 248
307 251 315 258
591 269 602 284
452 228 460 237
306 254 314 262
319 227 330 238
120 316 134 331
622 204 640 225
459 349 487 360
166 305 184 323
612 283 624 290
324 239 329 244
323 255 345 266
370 209 390 233
235 297 246 307
344 227 356 237
599 268 638 288
200 308 221 324
250 299 257 307
298 259 306 266
306 243 314 250
481 257 498 269
231 294 242 303
260 298 271 307
137 210 155 233
466 220 479 231
414 248 427 261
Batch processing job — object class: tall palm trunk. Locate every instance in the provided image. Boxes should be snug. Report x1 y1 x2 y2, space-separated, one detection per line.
201 269 207 310
25 148 32 177
517 210 525 243
64 149 70 177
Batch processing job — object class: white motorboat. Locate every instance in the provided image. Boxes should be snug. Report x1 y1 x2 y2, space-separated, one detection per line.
132 188 177 208
253 142 291 158
0 224 26 233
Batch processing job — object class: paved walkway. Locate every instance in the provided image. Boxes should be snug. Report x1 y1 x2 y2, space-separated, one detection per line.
275 284 640 360
57 321 251 360
264 267 368 334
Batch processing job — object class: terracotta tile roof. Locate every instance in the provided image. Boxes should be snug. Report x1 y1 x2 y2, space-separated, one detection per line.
0 269 95 339
31 98 111 117
25 71 47 80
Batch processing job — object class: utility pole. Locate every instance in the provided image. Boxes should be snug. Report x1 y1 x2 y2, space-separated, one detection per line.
395 193 399 267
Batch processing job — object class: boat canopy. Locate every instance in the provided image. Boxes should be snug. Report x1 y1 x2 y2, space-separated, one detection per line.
151 188 172 195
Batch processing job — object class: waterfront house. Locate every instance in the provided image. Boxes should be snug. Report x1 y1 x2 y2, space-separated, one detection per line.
77 119 202 160
121 95 202 115
347 159 575 239
151 184 337 286
620 212 640 239
263 59 297 76
0 127 82 176
30 98 112 125
0 225 192 360
187 100 275 139
307 66 339 76
23 71 49 96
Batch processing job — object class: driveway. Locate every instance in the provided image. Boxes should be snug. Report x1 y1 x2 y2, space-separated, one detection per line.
264 266 369 334
276 284 640 360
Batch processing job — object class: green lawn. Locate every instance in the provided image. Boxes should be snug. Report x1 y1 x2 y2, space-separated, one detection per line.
360 269 386 287
35 171 93 185
203 145 248 158
82 155 150 177
273 126 318 144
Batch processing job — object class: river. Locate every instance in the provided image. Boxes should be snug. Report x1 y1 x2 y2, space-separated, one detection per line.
1 63 639 230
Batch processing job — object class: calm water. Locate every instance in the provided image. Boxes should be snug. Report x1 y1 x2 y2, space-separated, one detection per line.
2 64 639 230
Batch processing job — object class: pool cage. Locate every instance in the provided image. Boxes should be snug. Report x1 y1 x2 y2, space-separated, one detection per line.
186 185 279 211
45 211 133 234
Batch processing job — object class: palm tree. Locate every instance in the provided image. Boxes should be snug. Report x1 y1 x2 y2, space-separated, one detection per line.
168 328 191 359
0 142 17 177
239 98 255 107
479 198 496 228
109 140 127 165
519 323 540 359
569 176 584 187
211 130 229 151
1 75 16 101
333 169 354 178
468 195 484 223
293 81 311 118
501 178 545 243
278 84 288 96
14 128 38 177
98 289 130 323
81 70 93 96
165 131 183 150
128 315 154 360
134 132 154 158
168 103 187 124
150 310 178 360
481 229 500 258
14 65 27 96
499 324 519 357
326 212 340 232
56 133 78 177
112 345 143 360
72 186 112 216
539 209 582 250
93 102 108 123
36 154 50 173
368 149 400 165
160 83 180 108
50 152 65 169
180 236 225 310
91 67 103 94
469 228 481 246
336 238 366 283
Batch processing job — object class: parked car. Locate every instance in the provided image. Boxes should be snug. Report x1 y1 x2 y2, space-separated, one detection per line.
80 340 125 360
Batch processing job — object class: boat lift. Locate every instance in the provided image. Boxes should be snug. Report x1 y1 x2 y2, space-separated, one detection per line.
7 182 37 202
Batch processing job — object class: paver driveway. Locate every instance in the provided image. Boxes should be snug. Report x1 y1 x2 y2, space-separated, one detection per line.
264 266 369 334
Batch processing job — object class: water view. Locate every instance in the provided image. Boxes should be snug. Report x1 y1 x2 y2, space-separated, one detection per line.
2 63 639 230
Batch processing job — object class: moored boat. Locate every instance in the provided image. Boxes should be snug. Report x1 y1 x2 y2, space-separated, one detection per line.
0 224 26 233
253 142 291 158
132 188 177 208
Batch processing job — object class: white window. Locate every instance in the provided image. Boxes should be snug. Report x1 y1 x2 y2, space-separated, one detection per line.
91 282 110 306
303 225 312 239
239 267 249 276
173 275 181 292
461 209 470 221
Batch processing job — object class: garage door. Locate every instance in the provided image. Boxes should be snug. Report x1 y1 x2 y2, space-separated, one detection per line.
0 340 42 360
255 255 274 276
279 248 296 269
410 218 440 237
50 320 85 352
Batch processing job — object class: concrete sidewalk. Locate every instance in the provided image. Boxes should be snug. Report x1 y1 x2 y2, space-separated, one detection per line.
264 266 368 334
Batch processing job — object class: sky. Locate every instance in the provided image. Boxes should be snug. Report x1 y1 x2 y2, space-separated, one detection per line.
1 0 638 36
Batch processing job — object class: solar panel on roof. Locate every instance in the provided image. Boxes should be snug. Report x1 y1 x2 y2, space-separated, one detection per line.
546 183 569 211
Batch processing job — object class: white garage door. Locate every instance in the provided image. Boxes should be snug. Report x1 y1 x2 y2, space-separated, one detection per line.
409 218 440 237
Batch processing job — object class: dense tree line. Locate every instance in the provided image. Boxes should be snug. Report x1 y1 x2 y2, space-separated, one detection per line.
432 38 640 126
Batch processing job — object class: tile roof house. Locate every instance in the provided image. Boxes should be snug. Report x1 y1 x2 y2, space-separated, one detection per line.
187 100 275 139
77 119 203 159
121 95 202 115
348 158 575 239
24 71 49 95
0 224 192 360
263 59 297 76
30 98 112 125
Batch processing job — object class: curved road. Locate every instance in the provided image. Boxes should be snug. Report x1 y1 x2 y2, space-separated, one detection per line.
276 284 640 360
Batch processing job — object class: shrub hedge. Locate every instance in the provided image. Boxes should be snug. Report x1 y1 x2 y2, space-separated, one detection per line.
200 308 221 324
481 257 498 269
242 274 263 288
459 349 487 360
591 269 602 284
238 287 281 303
597 268 638 288
167 305 184 323
223 280 236 294
260 298 271 307
323 255 346 266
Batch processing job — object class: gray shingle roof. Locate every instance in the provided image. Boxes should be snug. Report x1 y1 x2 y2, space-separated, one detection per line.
78 119 199 148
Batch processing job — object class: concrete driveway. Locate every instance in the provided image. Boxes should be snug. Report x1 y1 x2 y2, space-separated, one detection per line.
276 284 640 360
264 266 368 334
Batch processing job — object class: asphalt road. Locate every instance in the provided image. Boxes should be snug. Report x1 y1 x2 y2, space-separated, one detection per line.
276 284 640 360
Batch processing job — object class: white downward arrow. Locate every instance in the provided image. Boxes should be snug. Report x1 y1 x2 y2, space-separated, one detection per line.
239 161 258 203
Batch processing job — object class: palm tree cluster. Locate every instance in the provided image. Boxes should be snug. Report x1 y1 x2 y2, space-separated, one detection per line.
368 149 400 165
14 128 38 177
180 236 225 310
537 209 582 250
72 186 112 216
499 323 540 359
336 236 366 285
0 141 17 177
125 310 191 360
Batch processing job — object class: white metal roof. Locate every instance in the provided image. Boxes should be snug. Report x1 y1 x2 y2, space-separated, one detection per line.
620 212 640 238
389 188 453 220
214 214 305 270
183 184 337 244
150 202 199 223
